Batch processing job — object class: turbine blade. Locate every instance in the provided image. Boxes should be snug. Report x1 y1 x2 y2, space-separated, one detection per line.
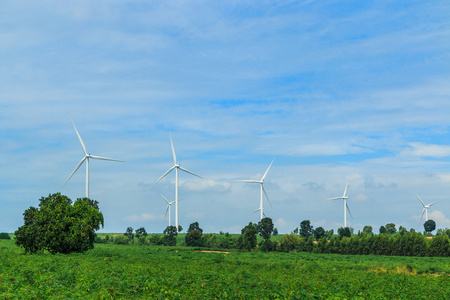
164 206 169 220
179 166 203 179
235 179 260 183
170 133 177 165
160 193 169 205
151 166 175 187
428 201 438 207
262 184 272 209
61 157 86 188
418 208 426 227
89 155 124 162
346 203 353 219
343 178 349 198
251 208 261 215
71 120 87 156
325 197 342 201
261 157 275 181
416 193 426 207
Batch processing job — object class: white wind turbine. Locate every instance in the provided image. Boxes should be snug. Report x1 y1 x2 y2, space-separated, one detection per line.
326 178 352 228
152 134 202 233
236 157 275 220
416 193 438 225
160 194 175 227
62 120 123 198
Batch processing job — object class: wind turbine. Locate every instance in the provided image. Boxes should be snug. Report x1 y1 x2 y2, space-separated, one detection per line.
152 134 202 233
326 178 352 228
160 194 175 227
62 120 123 198
416 193 438 225
236 157 275 220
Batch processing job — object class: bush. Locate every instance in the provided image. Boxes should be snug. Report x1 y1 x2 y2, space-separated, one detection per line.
114 236 129 245
0 233 11 239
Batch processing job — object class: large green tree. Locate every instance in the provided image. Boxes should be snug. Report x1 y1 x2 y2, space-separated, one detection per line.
162 226 177 246
185 222 204 246
299 220 313 238
239 222 257 251
257 217 274 241
15 193 104 254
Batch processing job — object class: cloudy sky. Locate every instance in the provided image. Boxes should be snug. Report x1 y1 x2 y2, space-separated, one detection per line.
1 1 450 234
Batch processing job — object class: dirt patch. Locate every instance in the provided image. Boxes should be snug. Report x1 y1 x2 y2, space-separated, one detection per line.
195 250 230 254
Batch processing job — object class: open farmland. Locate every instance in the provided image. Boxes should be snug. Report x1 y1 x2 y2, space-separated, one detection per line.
1 239 450 299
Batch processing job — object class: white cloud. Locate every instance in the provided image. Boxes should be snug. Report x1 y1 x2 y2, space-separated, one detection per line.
401 142 450 158
428 210 450 229
124 214 162 222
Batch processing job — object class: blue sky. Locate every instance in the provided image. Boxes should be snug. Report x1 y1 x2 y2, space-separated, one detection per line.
1 1 450 234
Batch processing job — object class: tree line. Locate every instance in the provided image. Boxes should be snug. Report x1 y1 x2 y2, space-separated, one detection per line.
12 193 450 257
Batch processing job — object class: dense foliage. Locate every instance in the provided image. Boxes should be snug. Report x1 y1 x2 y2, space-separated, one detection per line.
0 233 10 240
14 193 104 254
1 239 450 298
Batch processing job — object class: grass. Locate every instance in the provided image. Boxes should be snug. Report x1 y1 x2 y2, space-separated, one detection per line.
1 239 450 299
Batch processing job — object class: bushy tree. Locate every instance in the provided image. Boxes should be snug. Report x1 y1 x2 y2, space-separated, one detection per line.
424 220 436 233
185 222 204 247
257 217 274 241
273 228 279 236
379 225 387 234
362 226 373 236
124 227 134 242
135 227 148 238
313 227 325 240
299 220 313 238
239 222 257 251
15 193 104 254
162 226 177 246
338 227 351 239
385 223 397 235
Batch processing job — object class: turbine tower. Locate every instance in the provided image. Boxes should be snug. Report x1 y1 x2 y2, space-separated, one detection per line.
62 120 123 198
160 194 175 227
416 193 438 225
152 134 202 233
237 157 275 220
326 178 352 227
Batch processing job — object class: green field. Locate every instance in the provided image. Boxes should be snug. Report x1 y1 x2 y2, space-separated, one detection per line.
1 239 450 299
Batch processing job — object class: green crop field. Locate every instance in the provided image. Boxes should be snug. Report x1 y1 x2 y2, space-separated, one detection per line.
1 239 450 299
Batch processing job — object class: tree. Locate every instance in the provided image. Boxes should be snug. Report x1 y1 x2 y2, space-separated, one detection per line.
178 225 183 233
124 227 134 242
187 222 202 234
313 227 326 241
162 226 177 246
185 222 204 247
379 225 387 234
424 220 436 233
257 217 274 241
15 193 104 254
362 226 373 236
135 227 148 238
385 223 396 235
239 222 257 251
338 227 351 239
273 228 279 236
299 220 313 238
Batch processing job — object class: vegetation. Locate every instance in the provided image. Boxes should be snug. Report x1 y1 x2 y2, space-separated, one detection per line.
14 193 103 254
0 233 11 240
1 239 450 298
